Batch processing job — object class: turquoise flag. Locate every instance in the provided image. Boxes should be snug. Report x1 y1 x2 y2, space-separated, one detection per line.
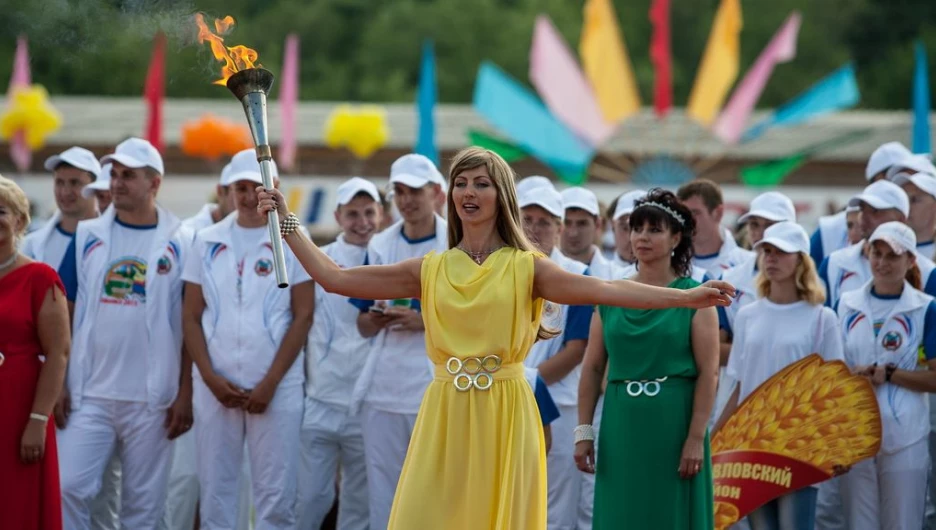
913 41 931 154
472 61 594 174
415 40 438 165
743 63 860 142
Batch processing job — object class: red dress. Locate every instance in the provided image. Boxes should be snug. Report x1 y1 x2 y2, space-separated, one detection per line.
0 262 64 530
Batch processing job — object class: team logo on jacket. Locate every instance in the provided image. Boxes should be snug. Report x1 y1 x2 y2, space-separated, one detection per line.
156 255 172 275
254 258 273 277
882 331 902 351
102 258 146 305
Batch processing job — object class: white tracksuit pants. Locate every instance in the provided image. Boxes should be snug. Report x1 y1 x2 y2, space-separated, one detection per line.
88 452 121 530
298 398 369 530
576 395 602 530
548 404 587 530
58 398 173 530
360 405 418 530
839 438 930 530
194 379 303 530
815 478 846 530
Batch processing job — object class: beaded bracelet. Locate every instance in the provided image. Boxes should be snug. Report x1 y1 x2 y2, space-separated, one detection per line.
280 213 302 239
573 424 595 444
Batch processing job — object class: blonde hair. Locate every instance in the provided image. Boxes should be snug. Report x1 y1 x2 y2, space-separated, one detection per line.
0 174 31 241
756 251 826 306
447 147 558 340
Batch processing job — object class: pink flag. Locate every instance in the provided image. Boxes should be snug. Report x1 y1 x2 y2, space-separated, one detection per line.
713 12 801 144
7 35 32 172
279 34 299 172
529 15 614 148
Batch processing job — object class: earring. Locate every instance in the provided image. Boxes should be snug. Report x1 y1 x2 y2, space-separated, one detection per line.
670 249 675 257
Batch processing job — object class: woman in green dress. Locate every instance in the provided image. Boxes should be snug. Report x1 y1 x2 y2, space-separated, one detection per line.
575 188 720 529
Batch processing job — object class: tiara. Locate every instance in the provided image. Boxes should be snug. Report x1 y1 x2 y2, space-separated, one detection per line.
638 201 686 225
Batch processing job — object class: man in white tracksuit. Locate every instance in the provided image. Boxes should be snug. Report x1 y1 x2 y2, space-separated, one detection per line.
298 177 384 529
20 146 100 270
560 186 614 281
809 141 912 267
56 137 195 529
519 186 592 530
182 152 314 530
348 153 448 529
676 179 753 276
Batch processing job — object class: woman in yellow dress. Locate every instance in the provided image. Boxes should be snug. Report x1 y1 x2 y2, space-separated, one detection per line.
256 147 734 529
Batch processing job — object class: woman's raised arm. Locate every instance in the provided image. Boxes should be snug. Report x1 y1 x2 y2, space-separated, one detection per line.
532 258 735 309
259 186 422 300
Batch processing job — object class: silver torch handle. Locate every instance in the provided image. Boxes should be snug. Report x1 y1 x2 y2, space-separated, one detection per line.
258 154 289 288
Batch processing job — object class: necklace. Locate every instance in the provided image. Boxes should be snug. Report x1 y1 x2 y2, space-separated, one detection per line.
0 251 18 272
457 244 505 265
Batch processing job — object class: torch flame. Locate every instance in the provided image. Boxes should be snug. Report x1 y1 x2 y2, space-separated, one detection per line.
194 13 261 86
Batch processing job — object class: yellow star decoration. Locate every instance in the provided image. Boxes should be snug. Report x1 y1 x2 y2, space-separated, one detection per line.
0 85 62 149
324 104 390 159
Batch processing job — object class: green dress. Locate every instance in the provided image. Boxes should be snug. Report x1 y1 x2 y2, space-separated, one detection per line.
594 276 714 530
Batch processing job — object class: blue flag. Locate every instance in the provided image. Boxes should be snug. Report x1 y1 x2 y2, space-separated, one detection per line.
913 41 931 154
743 63 860 142
472 61 593 174
415 40 439 165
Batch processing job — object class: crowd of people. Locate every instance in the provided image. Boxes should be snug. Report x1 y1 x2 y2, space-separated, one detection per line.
1 136 936 530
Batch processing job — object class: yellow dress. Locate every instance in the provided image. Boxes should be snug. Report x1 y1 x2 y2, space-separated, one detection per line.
387 247 547 529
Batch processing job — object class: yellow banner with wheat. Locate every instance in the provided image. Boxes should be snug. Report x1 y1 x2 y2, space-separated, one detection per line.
710 354 882 529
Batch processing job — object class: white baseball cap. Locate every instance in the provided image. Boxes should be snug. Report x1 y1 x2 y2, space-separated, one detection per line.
892 169 936 200
738 191 797 224
336 177 381 207
560 187 600 216
101 137 164 175
519 186 564 220
885 153 936 180
224 149 266 185
612 190 647 221
516 175 555 197
848 180 910 217
389 153 444 189
866 141 912 180
44 147 102 179
869 221 917 255
81 162 111 198
754 221 810 255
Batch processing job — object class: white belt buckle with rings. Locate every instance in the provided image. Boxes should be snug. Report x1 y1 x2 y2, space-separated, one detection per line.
625 376 668 397
446 355 502 391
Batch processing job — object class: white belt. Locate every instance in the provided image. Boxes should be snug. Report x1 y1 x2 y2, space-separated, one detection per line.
622 376 668 397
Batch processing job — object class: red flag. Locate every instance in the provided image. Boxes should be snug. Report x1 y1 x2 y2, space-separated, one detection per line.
649 0 672 118
144 32 166 152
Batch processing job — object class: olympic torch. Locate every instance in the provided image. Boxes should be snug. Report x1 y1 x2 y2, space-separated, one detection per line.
193 12 289 288
225 68 289 288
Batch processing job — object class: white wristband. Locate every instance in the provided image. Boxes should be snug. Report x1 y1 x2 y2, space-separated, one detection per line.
30 413 49 423
573 424 595 444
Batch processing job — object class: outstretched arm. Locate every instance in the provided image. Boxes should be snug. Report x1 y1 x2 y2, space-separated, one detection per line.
259 186 422 300
533 258 734 309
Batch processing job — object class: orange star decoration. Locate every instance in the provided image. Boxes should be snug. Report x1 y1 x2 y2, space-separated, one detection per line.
324 104 390 159
180 114 252 161
0 85 62 149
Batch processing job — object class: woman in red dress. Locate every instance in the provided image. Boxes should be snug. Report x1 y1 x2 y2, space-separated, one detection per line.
0 175 70 530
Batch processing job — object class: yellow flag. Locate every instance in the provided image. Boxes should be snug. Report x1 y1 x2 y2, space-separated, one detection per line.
686 0 743 125
579 0 641 123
